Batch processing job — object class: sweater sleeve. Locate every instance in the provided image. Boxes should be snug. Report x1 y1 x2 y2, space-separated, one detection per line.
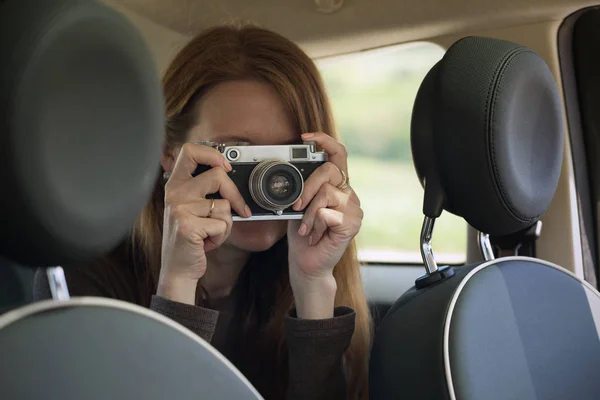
284 306 356 400
149 295 219 342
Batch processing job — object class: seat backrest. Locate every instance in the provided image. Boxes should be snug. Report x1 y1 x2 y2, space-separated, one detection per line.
369 36 600 400
0 1 262 398
0 258 34 314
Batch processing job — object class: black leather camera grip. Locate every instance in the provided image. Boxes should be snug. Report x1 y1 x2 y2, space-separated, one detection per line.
191 164 223 200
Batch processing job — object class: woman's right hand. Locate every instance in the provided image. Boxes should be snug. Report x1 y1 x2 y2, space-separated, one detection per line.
157 143 251 305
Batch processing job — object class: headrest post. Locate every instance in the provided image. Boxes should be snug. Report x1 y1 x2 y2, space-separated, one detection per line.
46 267 70 301
420 216 438 274
478 232 495 261
415 215 455 289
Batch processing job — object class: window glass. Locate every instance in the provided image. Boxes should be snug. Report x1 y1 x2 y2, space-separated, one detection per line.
317 42 467 264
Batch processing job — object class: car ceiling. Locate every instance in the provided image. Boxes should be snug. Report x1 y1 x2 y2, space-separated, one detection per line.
103 0 597 58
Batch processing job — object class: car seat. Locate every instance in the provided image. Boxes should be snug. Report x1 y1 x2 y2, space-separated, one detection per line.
369 36 600 400
0 1 262 398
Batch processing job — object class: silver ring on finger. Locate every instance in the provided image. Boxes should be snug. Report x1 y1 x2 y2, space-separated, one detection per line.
335 167 350 191
208 198 216 217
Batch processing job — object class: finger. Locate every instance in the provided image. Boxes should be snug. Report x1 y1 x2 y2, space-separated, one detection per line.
312 207 362 246
201 216 232 253
298 184 348 236
167 200 232 237
169 167 251 218
293 162 345 211
204 203 234 226
175 213 228 244
309 208 344 246
172 199 231 219
170 142 232 182
301 132 348 172
192 217 229 253
348 189 360 206
169 209 230 253
194 168 251 217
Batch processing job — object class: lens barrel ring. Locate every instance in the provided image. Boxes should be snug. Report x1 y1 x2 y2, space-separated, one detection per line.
249 160 304 212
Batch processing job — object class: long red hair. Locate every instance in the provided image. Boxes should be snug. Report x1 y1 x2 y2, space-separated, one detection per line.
131 23 371 399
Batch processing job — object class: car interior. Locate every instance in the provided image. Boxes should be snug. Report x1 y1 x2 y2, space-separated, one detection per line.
1 0 600 398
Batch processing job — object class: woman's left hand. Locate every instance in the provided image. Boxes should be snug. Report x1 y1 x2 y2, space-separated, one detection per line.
287 132 363 319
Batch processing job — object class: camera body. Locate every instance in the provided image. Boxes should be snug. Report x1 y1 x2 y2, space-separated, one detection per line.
192 141 328 221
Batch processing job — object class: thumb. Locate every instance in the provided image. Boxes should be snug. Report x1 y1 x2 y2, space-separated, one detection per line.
287 219 302 235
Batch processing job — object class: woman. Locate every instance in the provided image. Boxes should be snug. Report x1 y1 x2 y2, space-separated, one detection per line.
34 24 371 399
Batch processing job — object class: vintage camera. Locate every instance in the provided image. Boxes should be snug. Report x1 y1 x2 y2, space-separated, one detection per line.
192 141 328 220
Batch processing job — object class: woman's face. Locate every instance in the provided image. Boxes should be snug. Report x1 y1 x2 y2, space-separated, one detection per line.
186 80 298 252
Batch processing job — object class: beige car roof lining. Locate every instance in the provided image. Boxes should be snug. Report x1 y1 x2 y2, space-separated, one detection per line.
104 0 597 58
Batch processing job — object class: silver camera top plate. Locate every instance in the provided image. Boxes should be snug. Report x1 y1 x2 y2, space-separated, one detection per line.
196 141 328 163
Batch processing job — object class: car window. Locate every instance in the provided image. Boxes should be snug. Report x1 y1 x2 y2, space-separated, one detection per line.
317 42 467 264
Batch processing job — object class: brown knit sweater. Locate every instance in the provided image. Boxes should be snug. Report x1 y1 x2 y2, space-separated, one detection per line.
33 257 356 400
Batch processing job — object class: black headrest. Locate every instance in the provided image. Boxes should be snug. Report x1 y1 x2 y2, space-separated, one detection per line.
411 36 564 236
0 0 164 266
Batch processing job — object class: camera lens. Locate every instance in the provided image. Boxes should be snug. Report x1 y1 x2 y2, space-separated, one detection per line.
267 173 294 199
249 160 303 212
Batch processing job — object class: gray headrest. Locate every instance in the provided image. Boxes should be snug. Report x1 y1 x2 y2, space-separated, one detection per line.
411 36 564 236
0 0 164 266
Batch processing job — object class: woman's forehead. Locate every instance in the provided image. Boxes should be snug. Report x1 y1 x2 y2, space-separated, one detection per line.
189 80 298 145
